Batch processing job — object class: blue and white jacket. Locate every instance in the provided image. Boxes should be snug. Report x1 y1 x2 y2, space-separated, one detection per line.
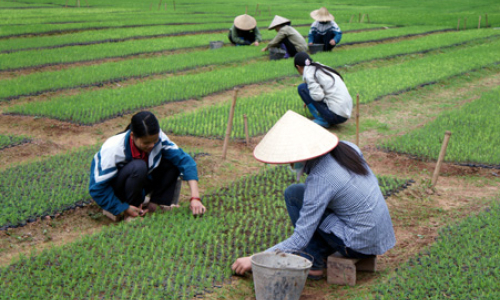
308 21 342 45
89 130 198 215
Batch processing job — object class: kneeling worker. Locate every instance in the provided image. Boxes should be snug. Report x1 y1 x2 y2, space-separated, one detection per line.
262 15 307 58
232 111 396 280
228 14 262 46
308 7 342 51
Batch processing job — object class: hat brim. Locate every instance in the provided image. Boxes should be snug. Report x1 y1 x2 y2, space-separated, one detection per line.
310 9 334 22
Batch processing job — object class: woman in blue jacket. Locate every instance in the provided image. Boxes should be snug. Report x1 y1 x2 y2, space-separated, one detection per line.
89 111 206 219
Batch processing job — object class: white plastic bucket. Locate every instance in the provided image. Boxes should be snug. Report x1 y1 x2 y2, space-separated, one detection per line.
251 252 313 300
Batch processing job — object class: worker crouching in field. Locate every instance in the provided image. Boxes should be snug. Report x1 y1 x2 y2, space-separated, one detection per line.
308 7 342 51
261 15 307 58
228 14 262 46
294 52 352 128
232 111 396 280
89 111 206 221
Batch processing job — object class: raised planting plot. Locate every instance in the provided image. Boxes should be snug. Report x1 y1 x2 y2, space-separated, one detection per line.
7 34 500 125
0 165 410 299
364 201 500 299
2 29 497 102
0 134 30 150
0 145 206 229
379 87 500 168
0 22 382 53
0 24 448 71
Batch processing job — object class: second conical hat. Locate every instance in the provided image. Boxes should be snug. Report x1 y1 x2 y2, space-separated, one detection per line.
268 15 290 30
234 14 257 31
253 111 339 164
310 7 334 22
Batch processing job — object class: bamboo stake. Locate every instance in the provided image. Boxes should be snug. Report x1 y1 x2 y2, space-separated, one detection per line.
245 6 248 14
349 15 354 23
244 114 250 146
358 13 361 23
360 14 365 23
356 94 360 146
463 17 467 30
65 0 69 8
478 15 481 29
431 131 452 187
222 88 239 159
457 18 460 31
158 0 163 10
255 4 259 15
367 14 370 23
76 0 80 7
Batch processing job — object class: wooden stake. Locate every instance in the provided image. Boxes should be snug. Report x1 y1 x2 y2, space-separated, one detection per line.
245 6 248 14
367 14 370 23
76 0 80 7
244 114 250 146
457 18 460 31
222 88 239 159
478 15 481 29
158 0 163 10
356 94 360 146
360 14 365 23
431 131 452 187
358 13 361 23
349 15 354 23
255 4 259 15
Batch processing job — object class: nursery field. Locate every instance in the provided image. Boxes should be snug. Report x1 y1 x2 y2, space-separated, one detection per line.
0 0 499 299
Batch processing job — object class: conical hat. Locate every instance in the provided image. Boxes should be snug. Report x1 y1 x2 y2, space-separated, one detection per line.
310 7 334 22
234 14 257 31
268 15 290 30
253 111 339 164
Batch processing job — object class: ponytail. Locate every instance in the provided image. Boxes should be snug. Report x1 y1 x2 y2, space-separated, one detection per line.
330 141 368 176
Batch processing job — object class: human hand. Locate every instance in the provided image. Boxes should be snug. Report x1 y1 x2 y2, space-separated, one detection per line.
329 39 336 46
125 204 147 218
189 199 206 215
232 256 252 275
261 46 267 52
254 41 259 46
309 42 313 45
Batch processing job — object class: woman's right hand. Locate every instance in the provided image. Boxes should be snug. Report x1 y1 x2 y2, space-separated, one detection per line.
125 204 147 218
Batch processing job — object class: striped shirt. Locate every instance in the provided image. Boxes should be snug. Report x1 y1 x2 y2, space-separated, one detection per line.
269 141 396 255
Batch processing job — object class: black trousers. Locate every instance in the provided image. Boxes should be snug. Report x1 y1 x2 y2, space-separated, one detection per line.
281 36 299 57
111 158 180 207
310 31 337 51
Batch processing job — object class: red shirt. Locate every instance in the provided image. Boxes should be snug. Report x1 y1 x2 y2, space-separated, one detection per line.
129 136 149 164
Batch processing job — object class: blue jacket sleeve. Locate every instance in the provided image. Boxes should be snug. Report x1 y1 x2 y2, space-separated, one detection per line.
333 31 342 44
88 157 129 215
162 144 199 181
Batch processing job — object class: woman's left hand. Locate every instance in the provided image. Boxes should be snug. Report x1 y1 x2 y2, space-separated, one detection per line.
329 39 336 46
189 199 206 215
232 256 252 275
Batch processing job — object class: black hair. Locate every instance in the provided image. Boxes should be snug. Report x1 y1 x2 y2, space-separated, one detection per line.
122 111 160 138
330 141 369 176
294 52 344 88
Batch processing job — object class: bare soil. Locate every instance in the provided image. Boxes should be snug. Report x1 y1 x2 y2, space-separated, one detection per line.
0 63 499 300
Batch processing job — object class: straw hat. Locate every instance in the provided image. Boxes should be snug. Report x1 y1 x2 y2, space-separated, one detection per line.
268 15 291 30
234 14 257 31
310 7 334 22
253 111 339 164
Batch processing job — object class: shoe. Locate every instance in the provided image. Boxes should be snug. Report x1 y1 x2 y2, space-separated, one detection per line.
307 274 325 280
306 104 330 128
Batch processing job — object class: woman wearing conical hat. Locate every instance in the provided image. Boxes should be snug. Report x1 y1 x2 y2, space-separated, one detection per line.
231 111 396 279
228 14 262 46
308 7 342 51
261 15 307 58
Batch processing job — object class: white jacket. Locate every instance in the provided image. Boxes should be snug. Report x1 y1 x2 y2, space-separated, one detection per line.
303 64 352 118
